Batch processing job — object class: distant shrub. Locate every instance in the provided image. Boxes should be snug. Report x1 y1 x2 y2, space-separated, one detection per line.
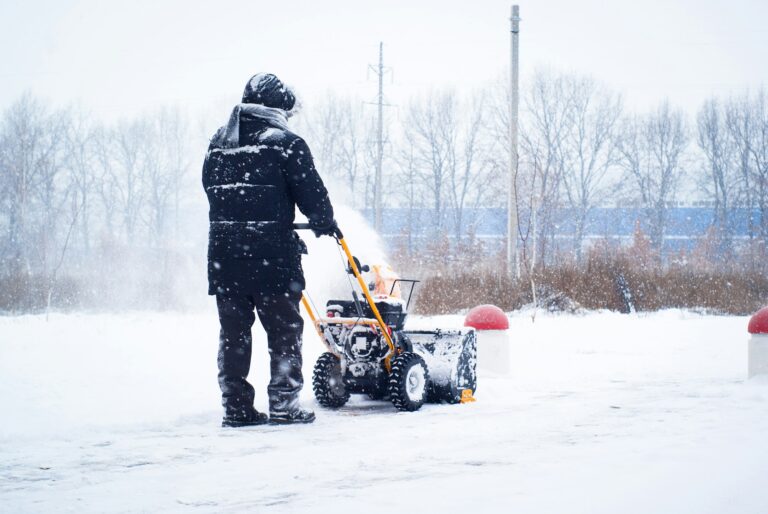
399 235 768 316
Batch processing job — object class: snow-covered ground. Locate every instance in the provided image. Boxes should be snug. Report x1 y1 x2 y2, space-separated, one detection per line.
1 308 766 513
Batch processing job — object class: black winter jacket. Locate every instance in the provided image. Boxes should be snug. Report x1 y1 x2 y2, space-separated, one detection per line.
203 114 334 296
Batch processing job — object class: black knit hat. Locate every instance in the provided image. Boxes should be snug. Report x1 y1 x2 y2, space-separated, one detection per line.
242 73 296 111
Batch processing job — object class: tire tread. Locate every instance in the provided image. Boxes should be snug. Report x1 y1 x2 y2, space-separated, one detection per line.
312 353 350 408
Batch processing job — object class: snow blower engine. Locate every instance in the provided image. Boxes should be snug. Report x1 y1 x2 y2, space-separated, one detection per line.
294 223 477 412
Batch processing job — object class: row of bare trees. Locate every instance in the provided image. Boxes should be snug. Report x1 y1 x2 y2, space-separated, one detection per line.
697 92 768 248
512 74 765 267
295 90 502 255
499 72 692 268
0 94 193 312
2 71 767 312
296 71 767 270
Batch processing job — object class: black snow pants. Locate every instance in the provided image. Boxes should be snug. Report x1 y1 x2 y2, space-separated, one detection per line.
216 289 304 416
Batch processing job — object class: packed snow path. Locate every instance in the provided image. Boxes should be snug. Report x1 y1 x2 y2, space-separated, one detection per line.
1 310 767 513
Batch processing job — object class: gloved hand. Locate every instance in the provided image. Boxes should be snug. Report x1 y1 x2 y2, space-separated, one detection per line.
311 220 340 238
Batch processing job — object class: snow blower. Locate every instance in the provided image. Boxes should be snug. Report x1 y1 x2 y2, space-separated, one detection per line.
294 223 477 412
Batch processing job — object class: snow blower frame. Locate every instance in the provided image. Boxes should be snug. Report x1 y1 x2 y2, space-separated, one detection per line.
294 223 477 412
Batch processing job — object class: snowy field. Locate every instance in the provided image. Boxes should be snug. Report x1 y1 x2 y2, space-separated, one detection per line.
1 308 767 513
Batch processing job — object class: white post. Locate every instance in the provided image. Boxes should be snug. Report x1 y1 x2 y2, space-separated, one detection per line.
748 308 768 378
507 5 521 277
749 334 768 378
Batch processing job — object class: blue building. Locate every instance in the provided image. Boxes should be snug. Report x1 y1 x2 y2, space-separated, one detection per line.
364 207 765 256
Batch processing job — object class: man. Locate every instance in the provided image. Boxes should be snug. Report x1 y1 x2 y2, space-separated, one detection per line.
202 73 337 427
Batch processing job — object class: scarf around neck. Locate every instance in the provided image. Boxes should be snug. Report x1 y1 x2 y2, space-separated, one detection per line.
211 103 290 149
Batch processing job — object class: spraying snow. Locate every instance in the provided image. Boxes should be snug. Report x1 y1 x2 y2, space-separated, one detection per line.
300 178 389 308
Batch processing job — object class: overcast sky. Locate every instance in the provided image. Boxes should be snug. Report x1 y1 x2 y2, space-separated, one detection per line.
1 0 767 122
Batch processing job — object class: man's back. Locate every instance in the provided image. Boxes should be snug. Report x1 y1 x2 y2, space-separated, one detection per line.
203 110 333 295
204 117 303 256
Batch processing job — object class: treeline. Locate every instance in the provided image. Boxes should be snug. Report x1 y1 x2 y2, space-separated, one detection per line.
295 71 768 314
0 94 202 313
296 70 768 271
2 69 767 314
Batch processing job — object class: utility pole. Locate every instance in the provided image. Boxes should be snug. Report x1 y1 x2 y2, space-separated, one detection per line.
507 5 521 277
372 42 385 232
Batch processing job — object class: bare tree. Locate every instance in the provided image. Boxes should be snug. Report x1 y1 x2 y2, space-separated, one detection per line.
108 119 148 241
296 96 377 209
0 95 66 279
336 100 371 208
394 139 419 254
747 90 768 241
559 76 623 261
697 98 740 254
404 91 457 234
517 71 573 265
446 93 494 242
46 189 83 320
0 92 207 312
724 94 758 244
298 94 347 180
63 108 98 253
2 95 40 281
34 113 68 280
506 75 566 312
0 95 86 311
619 101 688 256
141 108 189 245
160 108 190 241
720 90 768 242
403 90 495 243
92 125 118 236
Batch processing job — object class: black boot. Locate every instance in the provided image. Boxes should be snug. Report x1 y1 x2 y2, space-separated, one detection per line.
269 408 316 425
222 407 269 428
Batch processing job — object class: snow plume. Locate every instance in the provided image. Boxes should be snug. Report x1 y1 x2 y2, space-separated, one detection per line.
300 177 388 310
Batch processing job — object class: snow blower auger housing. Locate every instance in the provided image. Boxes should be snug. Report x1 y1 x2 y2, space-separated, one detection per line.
294 223 477 412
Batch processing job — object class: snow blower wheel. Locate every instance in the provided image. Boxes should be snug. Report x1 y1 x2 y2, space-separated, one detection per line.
389 352 429 412
312 352 350 408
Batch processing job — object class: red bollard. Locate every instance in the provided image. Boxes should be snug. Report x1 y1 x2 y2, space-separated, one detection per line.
465 304 510 374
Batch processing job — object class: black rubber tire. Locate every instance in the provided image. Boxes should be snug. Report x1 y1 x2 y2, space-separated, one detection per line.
388 352 430 412
312 353 349 408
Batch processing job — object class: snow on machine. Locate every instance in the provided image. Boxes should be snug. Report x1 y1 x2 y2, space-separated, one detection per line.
294 223 477 412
